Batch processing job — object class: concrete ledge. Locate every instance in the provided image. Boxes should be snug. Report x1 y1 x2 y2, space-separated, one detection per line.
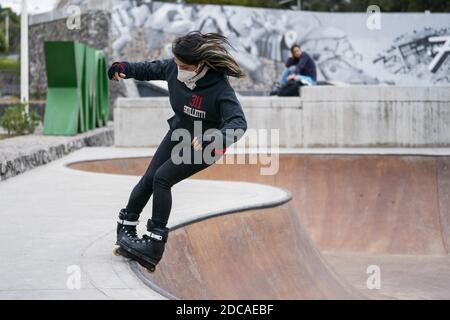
0 122 114 181
301 86 450 102
115 86 450 148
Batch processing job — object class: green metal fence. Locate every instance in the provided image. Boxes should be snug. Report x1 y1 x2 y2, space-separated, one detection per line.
43 41 109 135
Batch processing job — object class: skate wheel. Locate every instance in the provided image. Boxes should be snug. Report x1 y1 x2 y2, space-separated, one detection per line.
147 265 156 273
114 247 132 259
113 247 121 256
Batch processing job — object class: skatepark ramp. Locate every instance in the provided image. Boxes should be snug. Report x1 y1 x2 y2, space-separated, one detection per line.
69 153 450 299
135 203 361 300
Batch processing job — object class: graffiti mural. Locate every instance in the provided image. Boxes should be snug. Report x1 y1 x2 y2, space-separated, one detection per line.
374 28 450 85
108 1 450 92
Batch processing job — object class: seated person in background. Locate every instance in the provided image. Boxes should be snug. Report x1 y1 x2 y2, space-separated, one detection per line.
271 44 317 96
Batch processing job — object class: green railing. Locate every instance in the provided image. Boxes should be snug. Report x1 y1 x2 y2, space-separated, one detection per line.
43 41 109 135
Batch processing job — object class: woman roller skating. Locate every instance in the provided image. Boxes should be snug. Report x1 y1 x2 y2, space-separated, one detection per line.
108 31 247 272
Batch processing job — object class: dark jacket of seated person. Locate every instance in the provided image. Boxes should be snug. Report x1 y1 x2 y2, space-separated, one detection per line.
294 52 317 82
285 56 300 68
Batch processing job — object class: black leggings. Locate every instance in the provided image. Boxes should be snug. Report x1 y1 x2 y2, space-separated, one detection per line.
125 129 217 227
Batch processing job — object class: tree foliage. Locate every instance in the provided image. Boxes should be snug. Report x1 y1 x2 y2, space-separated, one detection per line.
0 5 20 53
162 0 450 12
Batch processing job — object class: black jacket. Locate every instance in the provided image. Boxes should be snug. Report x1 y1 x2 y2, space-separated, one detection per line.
294 52 317 82
122 58 247 150
285 56 300 68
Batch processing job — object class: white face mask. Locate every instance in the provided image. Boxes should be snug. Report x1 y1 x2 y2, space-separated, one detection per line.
177 64 202 82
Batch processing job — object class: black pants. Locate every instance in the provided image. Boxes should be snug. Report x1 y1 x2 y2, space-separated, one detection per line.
125 129 217 228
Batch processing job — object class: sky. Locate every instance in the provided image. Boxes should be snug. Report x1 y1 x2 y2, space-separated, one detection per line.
0 0 59 14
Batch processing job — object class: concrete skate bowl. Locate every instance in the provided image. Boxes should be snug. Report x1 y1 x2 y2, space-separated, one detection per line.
68 154 450 299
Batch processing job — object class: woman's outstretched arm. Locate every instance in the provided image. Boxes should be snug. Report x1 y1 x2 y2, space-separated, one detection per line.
108 58 173 81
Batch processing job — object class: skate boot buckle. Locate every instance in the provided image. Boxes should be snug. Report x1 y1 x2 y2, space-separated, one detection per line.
148 232 163 241
117 219 139 226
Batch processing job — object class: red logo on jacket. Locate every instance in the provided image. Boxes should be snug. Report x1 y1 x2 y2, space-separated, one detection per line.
189 94 203 109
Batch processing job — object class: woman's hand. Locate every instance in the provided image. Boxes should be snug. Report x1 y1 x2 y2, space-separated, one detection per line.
112 72 126 82
192 136 202 151
192 134 219 152
108 62 127 81
287 74 297 81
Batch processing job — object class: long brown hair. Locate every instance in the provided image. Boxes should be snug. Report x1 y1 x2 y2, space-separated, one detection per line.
172 31 246 78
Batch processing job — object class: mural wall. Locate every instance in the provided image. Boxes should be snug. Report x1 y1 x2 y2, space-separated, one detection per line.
110 1 450 92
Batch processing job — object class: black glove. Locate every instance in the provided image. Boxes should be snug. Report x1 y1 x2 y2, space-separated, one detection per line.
108 62 129 80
